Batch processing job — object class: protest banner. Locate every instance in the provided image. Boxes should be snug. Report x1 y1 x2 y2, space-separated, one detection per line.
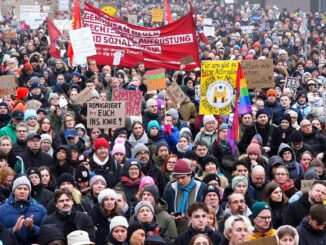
151 8 163 22
71 87 93 105
87 101 126 129
83 2 200 70
167 82 187 105
200 61 238 115
0 75 16 96
241 59 274 89
112 89 142 116
241 236 277 245
69 27 97 58
145 68 166 91
180 55 195 65
54 19 73 31
301 180 326 193
285 76 299 97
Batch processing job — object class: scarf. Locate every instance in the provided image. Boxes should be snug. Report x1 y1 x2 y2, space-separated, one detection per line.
220 140 229 152
93 154 109 166
176 178 196 214
280 179 295 192
129 132 148 148
176 143 192 154
121 173 144 187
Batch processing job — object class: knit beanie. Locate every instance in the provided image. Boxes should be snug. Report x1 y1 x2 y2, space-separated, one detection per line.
266 89 277 97
145 235 169 245
48 93 59 102
280 113 291 125
110 216 129 233
250 202 272 220
203 115 216 125
304 168 320 180
184 151 199 162
147 120 160 132
12 176 31 191
156 141 169 152
219 123 228 131
202 155 219 168
98 188 117 204
0 101 9 110
24 63 33 72
94 137 110 151
132 144 149 157
255 109 268 119
31 78 41 90
112 143 126 156
289 130 304 143
74 166 91 183
16 87 29 99
57 173 75 187
24 109 37 121
40 134 52 144
246 139 261 155
78 153 90 164
231 176 248 189
146 98 157 108
39 224 65 245
202 184 220 201
138 176 155 191
134 201 154 216
252 134 263 146
89 175 107 189
142 185 159 202
127 223 146 241
125 158 141 171
167 108 179 119
172 159 193 175
26 167 41 179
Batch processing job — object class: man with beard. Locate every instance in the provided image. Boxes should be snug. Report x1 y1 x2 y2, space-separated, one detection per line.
264 89 282 118
0 102 11 129
41 189 95 242
288 130 313 160
142 99 162 133
283 181 326 227
296 204 326 245
250 165 267 201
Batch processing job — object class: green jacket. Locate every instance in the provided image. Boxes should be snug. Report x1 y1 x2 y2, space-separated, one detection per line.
0 121 17 143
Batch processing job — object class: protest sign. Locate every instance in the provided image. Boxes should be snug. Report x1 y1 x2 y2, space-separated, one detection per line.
112 89 142 116
4 31 17 39
101 5 117 16
128 15 138 25
200 61 238 115
71 87 93 105
285 77 299 97
87 101 125 129
145 69 166 91
0 75 16 96
301 180 326 193
241 236 277 245
113 50 122 66
59 0 70 11
203 18 212 26
69 27 97 58
54 19 73 31
195 85 200 101
151 8 163 22
167 82 187 105
83 2 200 70
241 25 255 35
203 26 215 37
241 59 274 89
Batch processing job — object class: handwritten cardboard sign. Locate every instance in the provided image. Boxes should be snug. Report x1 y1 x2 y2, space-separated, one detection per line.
71 87 93 105
167 82 187 105
242 235 277 245
69 27 97 58
285 77 299 97
241 59 274 89
0 75 16 96
151 8 163 22
301 180 326 193
112 89 142 116
145 68 166 91
87 101 125 129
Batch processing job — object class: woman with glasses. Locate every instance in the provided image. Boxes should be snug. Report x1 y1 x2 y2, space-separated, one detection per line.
273 165 298 199
161 154 178 183
263 182 289 229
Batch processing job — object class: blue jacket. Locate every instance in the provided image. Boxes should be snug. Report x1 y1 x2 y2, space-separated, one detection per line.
0 193 47 245
162 179 207 214
162 125 179 151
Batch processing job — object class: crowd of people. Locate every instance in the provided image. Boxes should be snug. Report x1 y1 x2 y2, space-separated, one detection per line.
0 0 326 245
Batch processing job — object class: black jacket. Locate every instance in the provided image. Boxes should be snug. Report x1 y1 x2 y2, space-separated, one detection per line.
91 204 112 245
141 159 166 195
174 226 222 245
31 184 53 208
12 140 27 156
297 217 326 245
283 192 311 227
21 148 54 169
0 223 18 245
301 128 326 156
269 201 288 229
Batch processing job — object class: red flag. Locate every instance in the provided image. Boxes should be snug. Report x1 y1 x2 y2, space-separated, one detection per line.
189 3 208 44
47 18 61 58
68 0 82 64
164 0 172 25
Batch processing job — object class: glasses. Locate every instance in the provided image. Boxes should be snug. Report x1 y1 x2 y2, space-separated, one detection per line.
301 124 311 128
17 130 27 133
28 117 37 120
136 151 148 156
257 216 272 220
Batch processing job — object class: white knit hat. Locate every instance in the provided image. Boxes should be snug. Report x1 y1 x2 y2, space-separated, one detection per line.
12 176 31 192
98 188 117 204
203 115 216 125
109 216 129 233
40 133 53 144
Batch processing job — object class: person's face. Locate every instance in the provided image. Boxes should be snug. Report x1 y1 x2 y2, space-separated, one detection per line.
148 104 158 114
114 153 125 162
234 183 247 195
149 127 158 136
313 167 324 176
309 184 326 204
253 209 272 231
195 145 208 157
280 97 290 108
190 209 208 231
26 115 38 127
228 220 248 244
0 158 8 168
56 149 67 161
41 169 50 185
96 146 109 159
128 166 140 180
129 229 146 245
99 93 107 102
298 96 306 105
193 236 210 245
116 193 126 209
60 181 74 192
157 146 169 159
91 129 101 140
55 194 73 212
270 186 283 202
92 180 106 195
166 157 177 172
312 120 321 130
308 216 326 232
28 173 40 186
16 127 28 141
275 168 288 184
136 151 149 165
204 192 219 208
229 194 245 214
142 191 155 206
3 174 14 187
41 119 51 132
57 75 65 84
279 234 296 245
282 151 292 162
235 165 249 177
102 196 116 211
257 114 268 126
301 153 312 167
41 140 51 152
77 180 89 191
112 226 127 242
137 206 153 223
164 115 172 126
175 174 192 187
14 185 30 201
205 121 216 132
280 120 290 129
0 139 11 154
133 124 143 137
0 105 8 115
241 114 252 126
65 116 75 129
56 61 63 69
251 171 265 187
205 162 217 174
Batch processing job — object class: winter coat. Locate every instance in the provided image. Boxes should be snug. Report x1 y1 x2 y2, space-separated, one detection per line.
162 125 179 151
246 228 277 240
297 217 326 245
273 107 302 125
41 210 95 241
0 121 17 142
12 140 27 157
21 148 54 169
31 184 53 208
292 102 311 119
115 175 142 207
179 99 197 124
301 127 326 156
0 224 18 245
141 160 166 195
292 143 314 162
0 193 47 245
91 204 114 245
50 145 75 181
0 113 11 129
264 100 282 118
194 128 217 146
269 201 288 229
283 192 311 227
270 126 295 155
174 226 222 245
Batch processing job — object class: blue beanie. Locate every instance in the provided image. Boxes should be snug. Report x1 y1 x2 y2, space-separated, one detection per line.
24 109 38 121
147 120 160 132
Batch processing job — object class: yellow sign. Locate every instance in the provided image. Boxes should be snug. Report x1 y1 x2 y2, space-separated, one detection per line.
151 8 163 22
199 61 238 115
101 5 117 16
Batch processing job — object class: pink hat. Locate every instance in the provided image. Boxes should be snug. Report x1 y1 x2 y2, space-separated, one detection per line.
138 176 155 191
246 139 261 155
112 143 126 156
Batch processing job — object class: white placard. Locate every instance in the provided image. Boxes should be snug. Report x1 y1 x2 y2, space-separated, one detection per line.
225 0 234 3
113 51 122 65
69 27 97 58
241 25 255 34
203 18 212 26
22 13 47 29
203 26 215 37
59 0 70 11
54 19 72 31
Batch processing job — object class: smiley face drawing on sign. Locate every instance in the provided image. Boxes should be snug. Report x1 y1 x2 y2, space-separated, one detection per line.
206 81 233 109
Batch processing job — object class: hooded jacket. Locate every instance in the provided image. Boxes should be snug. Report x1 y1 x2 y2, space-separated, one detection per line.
301 127 326 156
174 225 222 245
50 145 74 180
297 216 326 245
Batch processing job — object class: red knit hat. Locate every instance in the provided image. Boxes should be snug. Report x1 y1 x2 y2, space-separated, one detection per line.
172 159 193 175
266 89 277 97
246 139 261 155
16 87 29 99
24 63 33 72
94 137 110 151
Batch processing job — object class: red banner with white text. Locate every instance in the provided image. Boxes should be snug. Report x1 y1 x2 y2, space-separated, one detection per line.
83 3 200 70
